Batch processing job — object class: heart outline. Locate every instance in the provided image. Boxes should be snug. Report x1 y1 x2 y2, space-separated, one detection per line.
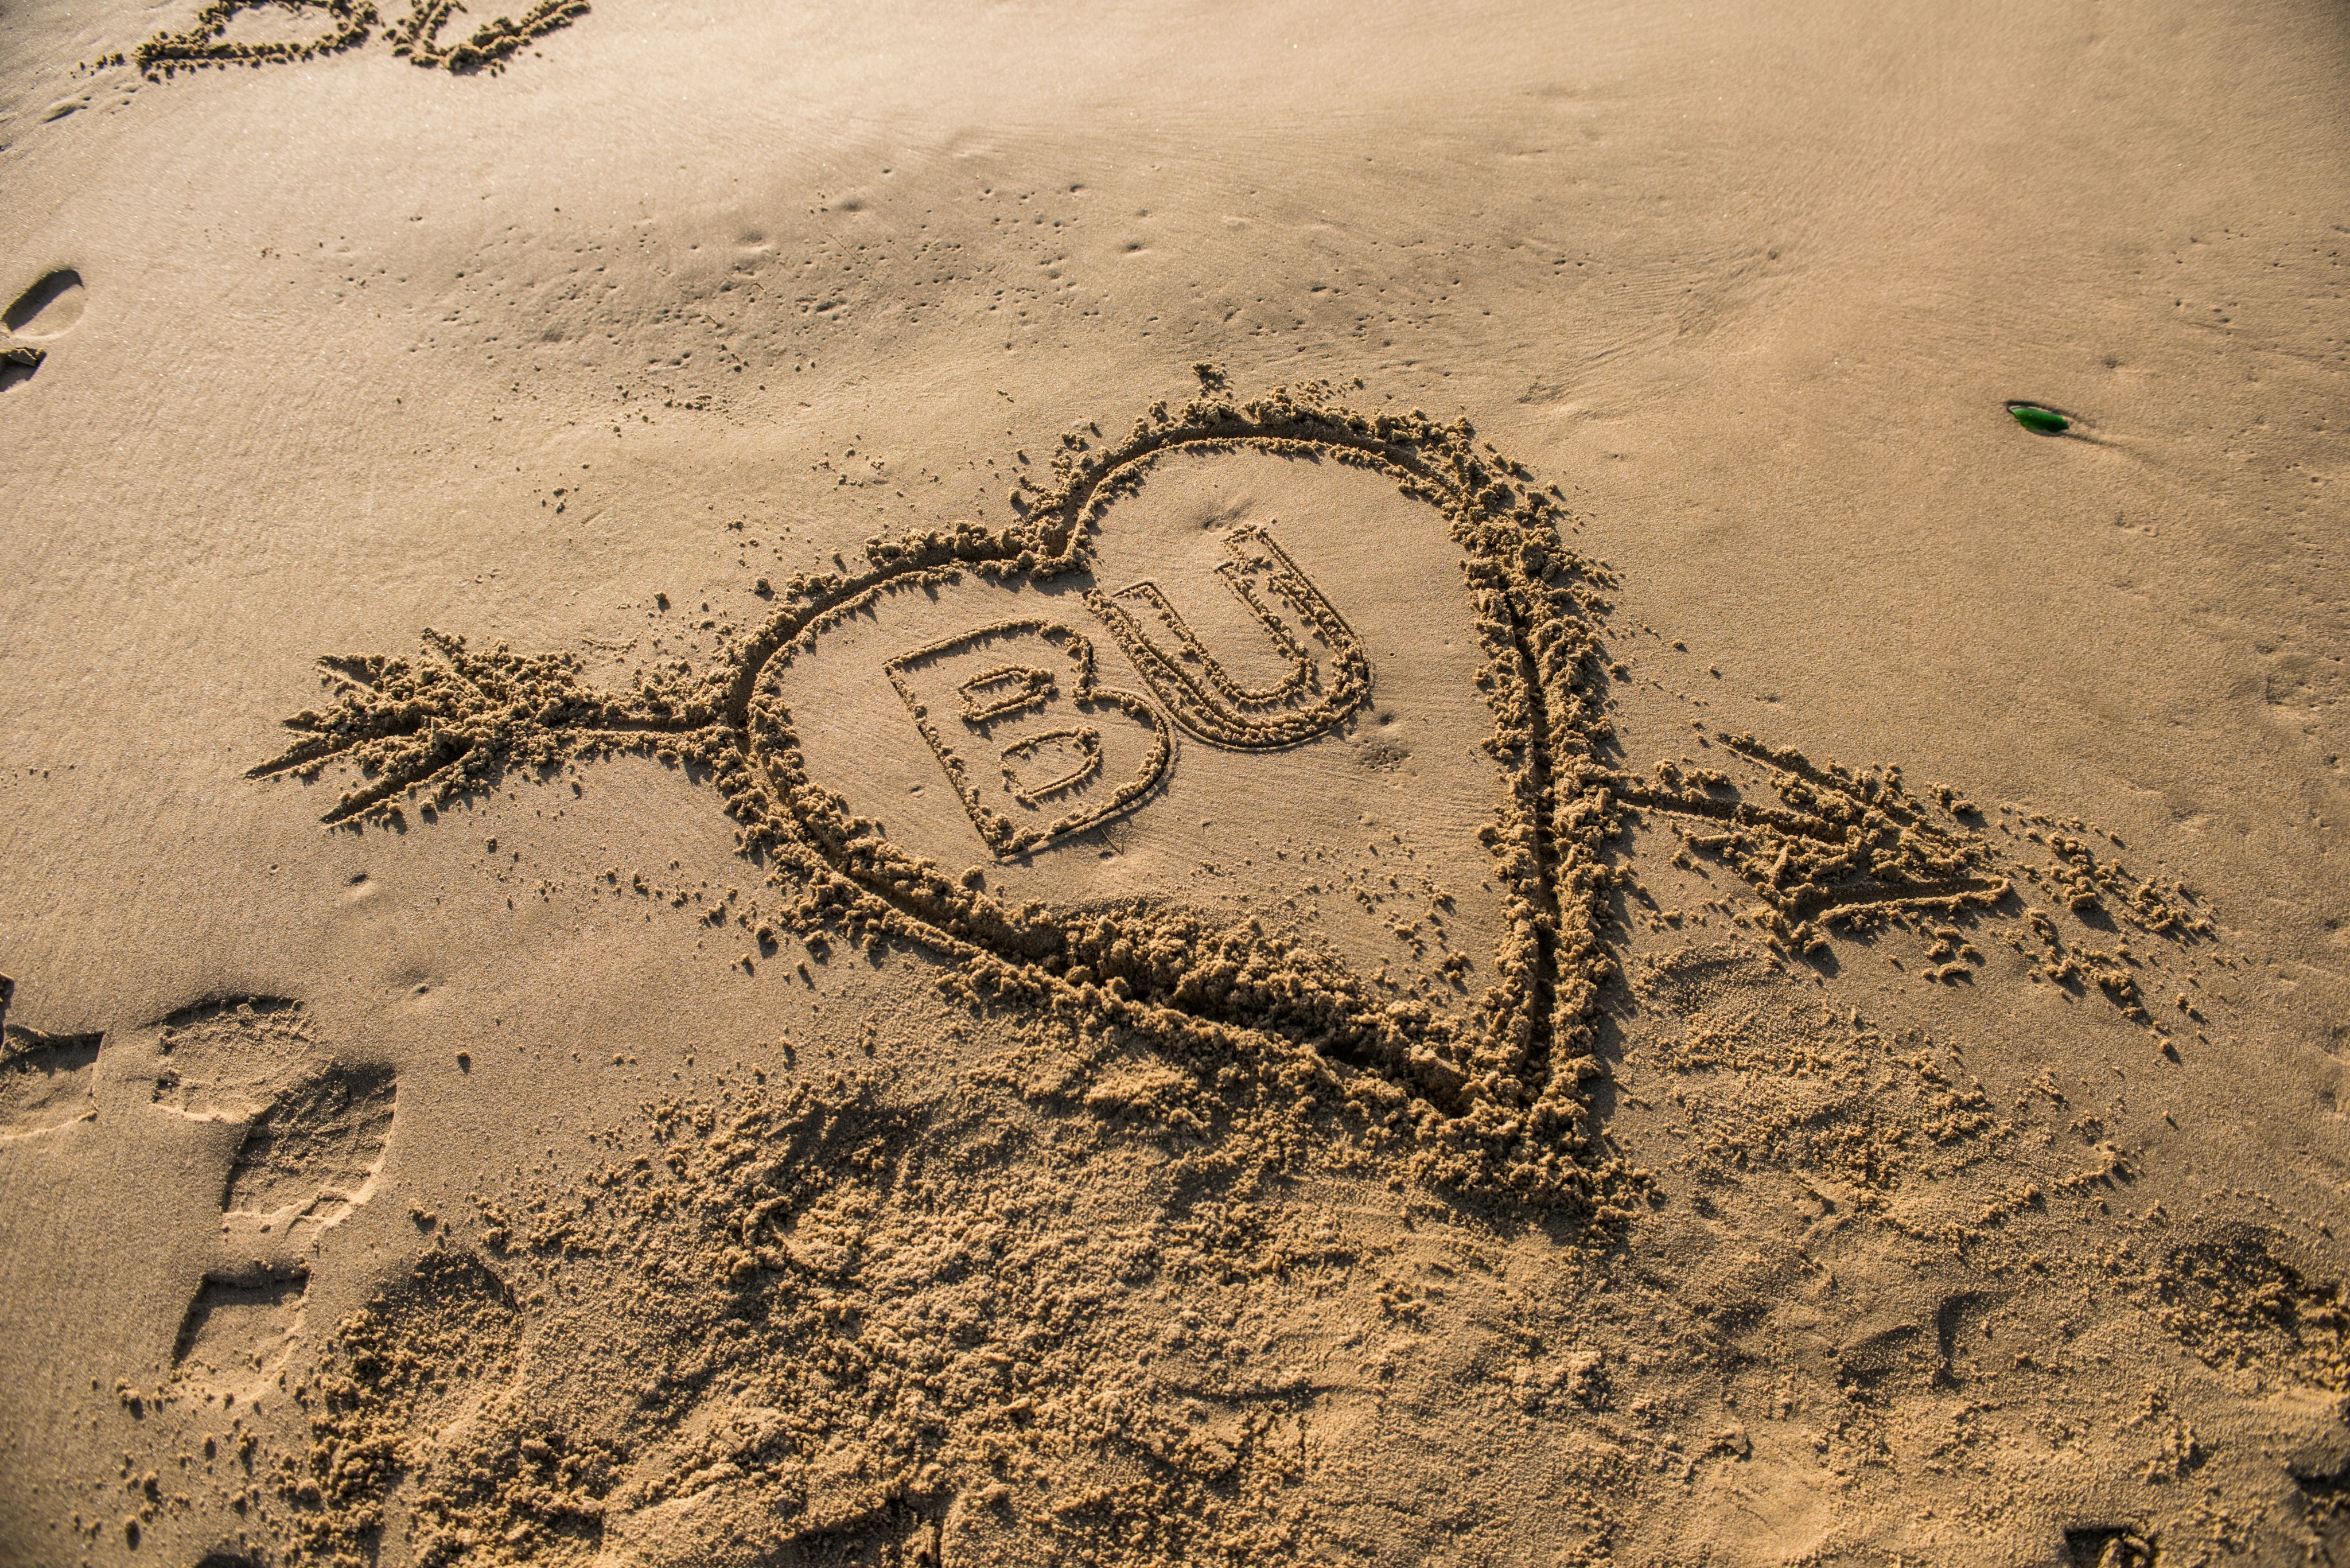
726 388 1611 1146
249 385 1625 1200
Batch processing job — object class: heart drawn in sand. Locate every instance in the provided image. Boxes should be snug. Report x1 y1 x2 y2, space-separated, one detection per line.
721 392 1613 1141
254 389 1617 1180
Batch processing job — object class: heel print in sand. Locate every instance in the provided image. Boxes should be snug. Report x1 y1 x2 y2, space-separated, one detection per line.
1 971 100 1139
1087 523 1369 750
172 1269 310 1407
247 383 2218 1205
1 1020 102 1138
1 269 83 393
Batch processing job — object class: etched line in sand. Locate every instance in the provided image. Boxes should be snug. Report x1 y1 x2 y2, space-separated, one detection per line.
954 662 1057 725
244 631 704 826
387 0 589 70
1608 727 2211 1013
1603 746 2013 943
134 0 373 74
997 726 1103 804
1086 522 1371 750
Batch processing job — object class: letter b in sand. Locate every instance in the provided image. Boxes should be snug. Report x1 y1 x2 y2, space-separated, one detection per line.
885 620 1172 857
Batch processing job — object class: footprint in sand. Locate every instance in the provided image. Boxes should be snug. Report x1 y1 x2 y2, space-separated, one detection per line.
5 269 84 338
1 268 81 390
0 1026 103 1137
151 998 398 1400
171 1270 311 1408
0 974 102 1138
150 996 398 1234
216 1059 398 1227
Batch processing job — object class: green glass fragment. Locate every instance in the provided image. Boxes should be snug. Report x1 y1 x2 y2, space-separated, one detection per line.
2007 403 2069 435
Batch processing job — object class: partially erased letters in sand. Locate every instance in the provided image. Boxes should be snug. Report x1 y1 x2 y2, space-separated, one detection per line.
130 0 588 79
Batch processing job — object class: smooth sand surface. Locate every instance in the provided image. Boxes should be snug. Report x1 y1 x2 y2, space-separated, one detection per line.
3 3 2347 1564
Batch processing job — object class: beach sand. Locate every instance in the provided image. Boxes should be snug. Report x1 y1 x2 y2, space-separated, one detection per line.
2 2 2347 1563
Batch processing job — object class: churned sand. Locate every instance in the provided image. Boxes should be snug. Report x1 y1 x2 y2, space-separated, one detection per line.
2 3 2347 1565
